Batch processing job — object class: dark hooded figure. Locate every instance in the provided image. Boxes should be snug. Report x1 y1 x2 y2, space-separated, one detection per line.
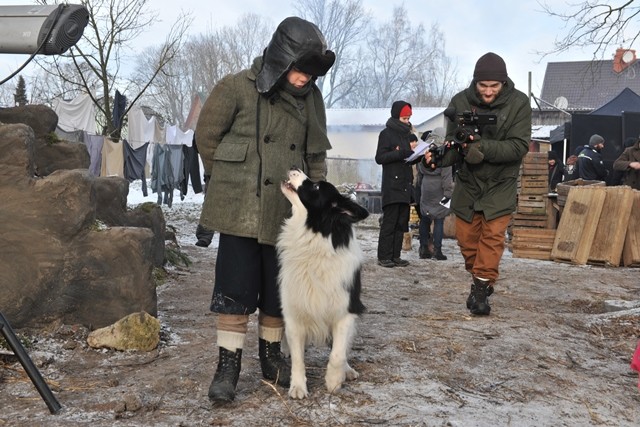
375 100 418 268
195 16 335 403
547 150 565 192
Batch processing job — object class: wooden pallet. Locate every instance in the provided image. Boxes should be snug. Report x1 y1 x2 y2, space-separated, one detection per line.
512 212 549 228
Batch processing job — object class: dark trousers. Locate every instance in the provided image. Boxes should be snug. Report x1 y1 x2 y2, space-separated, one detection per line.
419 215 431 247
210 234 282 317
377 203 410 260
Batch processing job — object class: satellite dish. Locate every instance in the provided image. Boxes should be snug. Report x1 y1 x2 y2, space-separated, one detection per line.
553 96 568 110
622 49 636 63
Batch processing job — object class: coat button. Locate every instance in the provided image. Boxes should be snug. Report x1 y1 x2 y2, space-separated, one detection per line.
264 179 273 185
290 144 296 150
264 135 271 143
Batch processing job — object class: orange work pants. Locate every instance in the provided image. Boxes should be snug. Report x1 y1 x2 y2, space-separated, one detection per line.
455 213 511 283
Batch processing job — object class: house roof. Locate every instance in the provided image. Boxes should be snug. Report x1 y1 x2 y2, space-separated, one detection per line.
531 124 557 141
539 59 640 111
326 107 445 128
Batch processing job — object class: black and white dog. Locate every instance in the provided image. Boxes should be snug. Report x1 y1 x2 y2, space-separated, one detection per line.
278 168 369 399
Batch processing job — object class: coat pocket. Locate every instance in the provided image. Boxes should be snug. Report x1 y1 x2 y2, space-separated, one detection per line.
213 142 249 162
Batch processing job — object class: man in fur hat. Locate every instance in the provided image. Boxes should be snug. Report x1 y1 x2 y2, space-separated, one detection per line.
196 16 335 402
424 52 531 316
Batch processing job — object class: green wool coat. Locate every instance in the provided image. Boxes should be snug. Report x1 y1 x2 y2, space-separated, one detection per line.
195 58 330 245
440 78 532 222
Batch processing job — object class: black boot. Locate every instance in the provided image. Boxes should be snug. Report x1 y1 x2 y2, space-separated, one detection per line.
208 347 242 402
259 339 290 387
419 245 432 259
466 278 494 315
434 250 447 260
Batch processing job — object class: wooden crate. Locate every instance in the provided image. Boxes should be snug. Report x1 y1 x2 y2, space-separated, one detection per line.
587 187 635 267
522 164 548 175
520 175 549 195
523 152 548 163
512 212 548 228
512 228 556 260
521 152 548 175
622 190 640 267
556 179 605 208
517 194 546 215
551 186 607 265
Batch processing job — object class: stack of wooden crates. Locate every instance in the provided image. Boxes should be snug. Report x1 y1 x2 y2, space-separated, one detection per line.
511 152 557 260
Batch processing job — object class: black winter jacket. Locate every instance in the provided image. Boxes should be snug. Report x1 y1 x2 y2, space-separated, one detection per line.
375 117 415 207
577 146 608 181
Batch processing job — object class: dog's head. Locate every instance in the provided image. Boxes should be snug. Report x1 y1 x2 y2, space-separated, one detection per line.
281 168 369 248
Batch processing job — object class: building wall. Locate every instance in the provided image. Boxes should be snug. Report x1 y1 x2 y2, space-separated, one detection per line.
327 157 380 188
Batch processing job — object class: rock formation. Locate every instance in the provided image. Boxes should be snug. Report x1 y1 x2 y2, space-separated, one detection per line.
0 105 163 329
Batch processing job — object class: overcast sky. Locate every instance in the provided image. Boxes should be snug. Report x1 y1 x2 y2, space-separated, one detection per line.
0 0 626 102
141 0 600 97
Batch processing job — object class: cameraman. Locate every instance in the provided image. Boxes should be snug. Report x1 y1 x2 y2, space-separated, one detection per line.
424 52 531 316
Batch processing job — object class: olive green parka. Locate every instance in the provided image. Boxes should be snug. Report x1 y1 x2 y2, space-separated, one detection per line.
440 78 531 222
195 57 330 245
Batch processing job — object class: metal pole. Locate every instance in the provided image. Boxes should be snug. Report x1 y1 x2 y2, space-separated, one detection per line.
0 311 62 414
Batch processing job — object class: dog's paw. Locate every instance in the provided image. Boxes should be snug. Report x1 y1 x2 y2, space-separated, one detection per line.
345 364 359 381
325 368 345 393
288 382 308 399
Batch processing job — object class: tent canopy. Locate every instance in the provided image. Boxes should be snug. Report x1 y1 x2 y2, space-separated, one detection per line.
590 87 640 116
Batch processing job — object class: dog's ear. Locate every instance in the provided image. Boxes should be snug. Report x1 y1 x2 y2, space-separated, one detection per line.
337 197 369 222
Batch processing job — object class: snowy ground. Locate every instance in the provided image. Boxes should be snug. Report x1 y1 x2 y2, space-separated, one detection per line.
1 179 640 426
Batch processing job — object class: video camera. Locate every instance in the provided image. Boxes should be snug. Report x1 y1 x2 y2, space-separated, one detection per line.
443 107 496 144
422 107 497 167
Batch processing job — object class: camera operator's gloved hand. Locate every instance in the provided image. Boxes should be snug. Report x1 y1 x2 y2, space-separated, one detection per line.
463 142 484 164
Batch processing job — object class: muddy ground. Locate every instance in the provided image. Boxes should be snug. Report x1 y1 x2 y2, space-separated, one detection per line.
1 201 640 427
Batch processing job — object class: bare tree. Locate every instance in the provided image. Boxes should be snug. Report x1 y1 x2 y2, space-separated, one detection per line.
358 6 425 107
293 0 371 107
540 1 640 58
34 0 191 138
406 23 459 107
134 13 272 127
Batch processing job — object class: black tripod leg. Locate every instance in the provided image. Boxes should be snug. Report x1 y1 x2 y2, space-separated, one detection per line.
0 311 62 414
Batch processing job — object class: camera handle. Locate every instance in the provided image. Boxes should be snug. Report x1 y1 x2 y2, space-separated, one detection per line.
0 311 62 414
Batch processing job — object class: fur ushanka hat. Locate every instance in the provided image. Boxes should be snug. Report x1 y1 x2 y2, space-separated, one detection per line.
256 16 335 94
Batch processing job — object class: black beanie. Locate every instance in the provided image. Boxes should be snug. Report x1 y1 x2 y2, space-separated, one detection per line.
473 52 508 82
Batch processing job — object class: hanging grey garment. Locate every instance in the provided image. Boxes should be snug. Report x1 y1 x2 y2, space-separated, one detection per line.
151 144 174 207
55 127 86 143
85 134 103 177
123 139 149 197
167 144 185 201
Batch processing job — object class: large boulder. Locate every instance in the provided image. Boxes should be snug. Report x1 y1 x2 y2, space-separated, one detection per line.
0 107 162 329
0 104 90 175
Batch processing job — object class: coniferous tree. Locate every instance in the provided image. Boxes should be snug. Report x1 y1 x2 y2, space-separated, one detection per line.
14 76 28 106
